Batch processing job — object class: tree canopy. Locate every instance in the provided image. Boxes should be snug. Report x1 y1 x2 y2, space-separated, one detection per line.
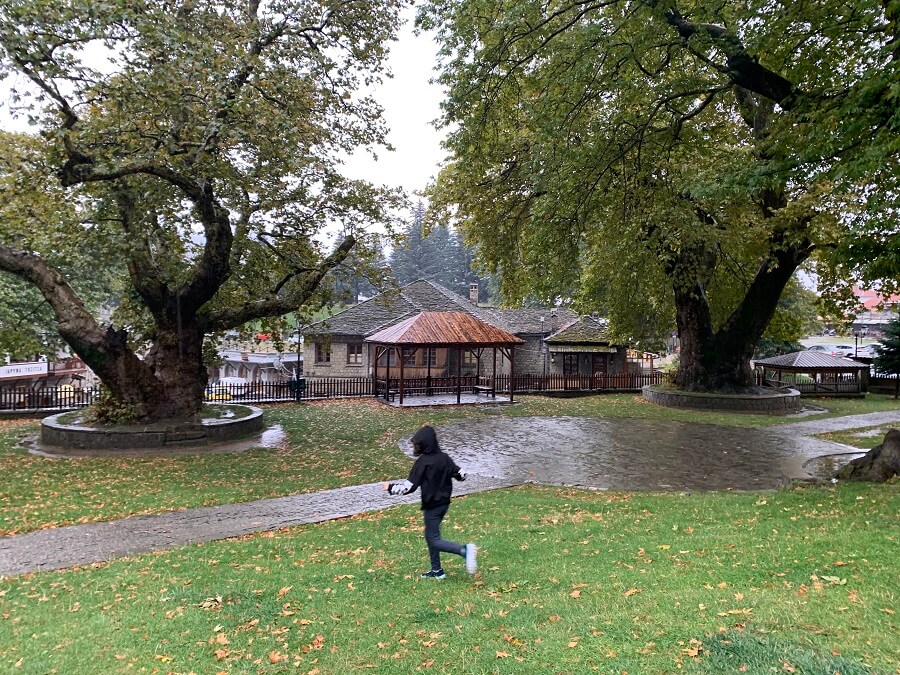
421 0 899 390
0 0 407 420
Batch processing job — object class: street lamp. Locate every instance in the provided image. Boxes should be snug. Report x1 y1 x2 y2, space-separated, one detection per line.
854 330 859 359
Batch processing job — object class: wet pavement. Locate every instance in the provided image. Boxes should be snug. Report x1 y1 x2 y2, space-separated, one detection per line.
2 409 899 576
417 411 900 492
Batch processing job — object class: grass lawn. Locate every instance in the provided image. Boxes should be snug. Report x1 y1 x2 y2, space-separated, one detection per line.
1 394 899 535
816 425 899 451
1 483 897 674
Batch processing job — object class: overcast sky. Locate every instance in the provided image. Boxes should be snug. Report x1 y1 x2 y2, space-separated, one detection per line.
344 12 448 198
0 10 447 203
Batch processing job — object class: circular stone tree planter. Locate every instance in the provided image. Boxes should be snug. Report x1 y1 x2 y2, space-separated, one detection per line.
40 404 265 453
642 384 801 415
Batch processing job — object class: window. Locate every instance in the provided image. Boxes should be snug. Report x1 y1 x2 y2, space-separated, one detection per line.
463 350 478 366
377 349 398 367
563 354 579 375
347 343 363 365
426 348 437 367
402 348 417 366
315 343 331 364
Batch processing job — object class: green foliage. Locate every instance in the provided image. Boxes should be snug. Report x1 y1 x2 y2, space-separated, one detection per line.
0 132 123 358
0 1 409 416
421 0 898 357
753 338 804 359
89 390 139 426
874 313 900 379
762 279 822 345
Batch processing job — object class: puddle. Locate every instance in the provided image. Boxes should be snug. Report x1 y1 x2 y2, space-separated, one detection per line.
802 452 867 481
400 416 843 492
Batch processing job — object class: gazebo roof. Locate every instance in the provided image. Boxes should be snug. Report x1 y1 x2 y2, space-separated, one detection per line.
755 351 868 370
365 311 524 346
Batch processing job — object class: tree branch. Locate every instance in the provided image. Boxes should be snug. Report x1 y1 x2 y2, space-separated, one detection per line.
204 234 357 331
645 0 799 108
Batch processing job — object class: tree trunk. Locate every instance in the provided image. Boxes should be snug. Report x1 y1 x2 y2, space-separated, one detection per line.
142 323 208 419
672 226 813 392
673 282 756 391
836 428 900 482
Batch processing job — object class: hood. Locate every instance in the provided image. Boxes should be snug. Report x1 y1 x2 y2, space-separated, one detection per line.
412 425 440 456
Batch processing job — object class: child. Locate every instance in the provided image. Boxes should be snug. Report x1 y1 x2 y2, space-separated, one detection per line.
383 425 477 579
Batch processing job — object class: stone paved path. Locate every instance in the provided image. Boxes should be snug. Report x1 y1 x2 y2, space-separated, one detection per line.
2 410 898 577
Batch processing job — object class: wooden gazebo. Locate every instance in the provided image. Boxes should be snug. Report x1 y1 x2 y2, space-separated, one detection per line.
366 311 524 405
755 351 869 397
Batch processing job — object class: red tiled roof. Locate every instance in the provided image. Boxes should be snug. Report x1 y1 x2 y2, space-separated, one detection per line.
855 286 900 310
365 311 524 346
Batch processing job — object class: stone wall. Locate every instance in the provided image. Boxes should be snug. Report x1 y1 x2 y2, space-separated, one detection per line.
41 406 265 450
642 385 802 414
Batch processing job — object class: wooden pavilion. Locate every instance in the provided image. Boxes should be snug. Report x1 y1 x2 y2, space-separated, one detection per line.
366 311 524 405
755 351 869 397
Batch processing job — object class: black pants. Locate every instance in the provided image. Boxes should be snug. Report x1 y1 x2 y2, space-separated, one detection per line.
423 504 464 570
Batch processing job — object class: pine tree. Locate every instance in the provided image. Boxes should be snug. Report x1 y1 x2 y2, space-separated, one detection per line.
874 315 900 399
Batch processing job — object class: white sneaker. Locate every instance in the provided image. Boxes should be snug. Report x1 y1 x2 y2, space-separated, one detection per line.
465 543 477 575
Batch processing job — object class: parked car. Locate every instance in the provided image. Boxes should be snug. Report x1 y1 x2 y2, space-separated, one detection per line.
806 344 839 355
204 385 233 401
834 344 855 357
855 344 881 358
205 376 251 400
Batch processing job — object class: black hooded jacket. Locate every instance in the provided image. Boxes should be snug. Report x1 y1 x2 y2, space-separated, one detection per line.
390 426 464 509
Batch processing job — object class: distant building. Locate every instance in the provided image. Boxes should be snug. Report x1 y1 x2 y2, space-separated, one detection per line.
212 349 301 384
0 356 94 390
851 287 900 337
302 280 633 378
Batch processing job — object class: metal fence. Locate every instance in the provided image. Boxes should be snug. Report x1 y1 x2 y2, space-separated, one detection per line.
0 386 101 412
1 372 668 413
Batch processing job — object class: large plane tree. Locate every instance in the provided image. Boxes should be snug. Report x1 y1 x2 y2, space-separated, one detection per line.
0 1 406 421
422 0 899 391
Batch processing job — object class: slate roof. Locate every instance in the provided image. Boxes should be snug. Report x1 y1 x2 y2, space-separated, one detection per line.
305 279 574 339
479 307 578 335
305 280 471 338
545 315 612 344
366 312 524 346
754 351 869 370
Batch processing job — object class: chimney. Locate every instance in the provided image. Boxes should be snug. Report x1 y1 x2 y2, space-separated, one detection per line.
469 283 479 306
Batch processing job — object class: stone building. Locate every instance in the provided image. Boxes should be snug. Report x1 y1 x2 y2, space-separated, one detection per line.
302 279 629 378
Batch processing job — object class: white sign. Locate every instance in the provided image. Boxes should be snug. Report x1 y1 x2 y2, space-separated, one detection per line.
0 361 49 380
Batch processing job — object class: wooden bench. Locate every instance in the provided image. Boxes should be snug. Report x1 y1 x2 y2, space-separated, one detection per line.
473 385 494 396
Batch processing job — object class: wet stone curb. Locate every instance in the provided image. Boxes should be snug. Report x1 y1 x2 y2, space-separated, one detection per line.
39 405 264 451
